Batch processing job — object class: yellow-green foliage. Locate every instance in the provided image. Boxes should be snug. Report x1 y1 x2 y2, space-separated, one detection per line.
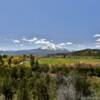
89 76 100 97
39 57 100 65
2 55 100 68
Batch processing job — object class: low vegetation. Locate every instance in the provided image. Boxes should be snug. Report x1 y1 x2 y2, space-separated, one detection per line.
0 54 99 100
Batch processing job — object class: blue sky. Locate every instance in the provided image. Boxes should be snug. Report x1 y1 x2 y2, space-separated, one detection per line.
0 0 100 50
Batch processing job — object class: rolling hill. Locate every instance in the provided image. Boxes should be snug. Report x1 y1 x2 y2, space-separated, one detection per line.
68 49 100 57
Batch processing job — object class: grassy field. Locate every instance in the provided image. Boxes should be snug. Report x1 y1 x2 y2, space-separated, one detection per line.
38 56 100 65
3 56 100 68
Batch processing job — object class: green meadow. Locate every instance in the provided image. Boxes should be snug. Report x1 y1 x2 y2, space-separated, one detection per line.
2 56 100 68
39 56 100 65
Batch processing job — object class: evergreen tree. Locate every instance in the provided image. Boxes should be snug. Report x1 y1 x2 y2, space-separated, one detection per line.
8 57 12 67
30 54 35 68
0 55 4 66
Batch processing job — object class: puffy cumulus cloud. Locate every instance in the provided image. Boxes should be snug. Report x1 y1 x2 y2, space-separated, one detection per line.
35 40 65 50
24 37 75 50
96 38 100 42
58 42 72 46
95 39 100 48
22 37 38 43
34 39 50 44
37 42 74 50
12 36 75 50
13 40 20 43
34 39 73 50
66 42 72 45
34 38 62 50
93 33 100 48
94 34 100 37
58 43 66 46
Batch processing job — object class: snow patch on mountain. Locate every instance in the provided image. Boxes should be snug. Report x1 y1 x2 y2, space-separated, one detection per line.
40 43 66 51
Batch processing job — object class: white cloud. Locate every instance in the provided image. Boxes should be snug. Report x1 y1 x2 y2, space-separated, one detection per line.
34 39 50 44
96 38 100 42
21 37 73 50
34 39 68 50
66 42 72 45
94 34 100 48
58 42 73 46
11 37 77 50
22 37 38 43
35 39 55 50
94 34 100 37
13 40 20 43
59 43 66 46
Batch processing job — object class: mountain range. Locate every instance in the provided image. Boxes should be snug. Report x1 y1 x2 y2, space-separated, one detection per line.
0 47 69 55
0 47 100 57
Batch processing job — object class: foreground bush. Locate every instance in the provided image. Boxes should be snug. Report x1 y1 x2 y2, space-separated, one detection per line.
0 63 98 100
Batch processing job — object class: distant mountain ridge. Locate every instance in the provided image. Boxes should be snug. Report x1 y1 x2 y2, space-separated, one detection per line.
0 48 100 56
0 48 69 55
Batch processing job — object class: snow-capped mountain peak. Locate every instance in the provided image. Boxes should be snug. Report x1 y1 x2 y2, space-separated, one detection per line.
40 44 66 51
